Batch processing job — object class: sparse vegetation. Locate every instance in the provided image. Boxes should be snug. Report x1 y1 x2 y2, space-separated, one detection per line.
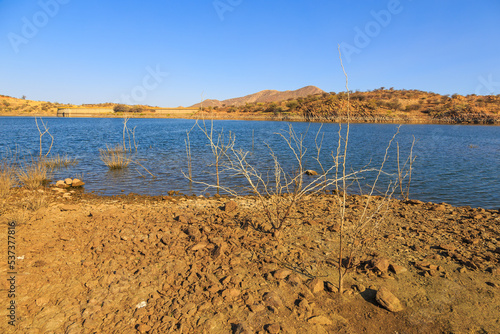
16 158 49 189
99 145 131 169
42 154 78 169
0 160 16 198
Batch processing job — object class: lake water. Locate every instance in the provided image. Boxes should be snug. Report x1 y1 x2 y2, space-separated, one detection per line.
0 117 499 209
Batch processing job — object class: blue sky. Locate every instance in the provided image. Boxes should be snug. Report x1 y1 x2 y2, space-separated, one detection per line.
0 0 499 107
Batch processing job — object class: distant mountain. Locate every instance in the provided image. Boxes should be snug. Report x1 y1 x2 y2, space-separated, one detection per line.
190 86 325 108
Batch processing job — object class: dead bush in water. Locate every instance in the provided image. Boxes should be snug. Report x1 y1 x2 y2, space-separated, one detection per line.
99 118 154 177
99 144 131 169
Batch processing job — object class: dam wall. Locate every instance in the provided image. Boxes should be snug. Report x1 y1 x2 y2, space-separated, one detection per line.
57 108 199 117
57 108 114 117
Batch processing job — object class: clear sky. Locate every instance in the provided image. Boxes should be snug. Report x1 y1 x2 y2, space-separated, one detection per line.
0 0 499 107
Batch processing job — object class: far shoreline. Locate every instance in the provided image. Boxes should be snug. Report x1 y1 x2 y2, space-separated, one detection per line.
1 111 499 126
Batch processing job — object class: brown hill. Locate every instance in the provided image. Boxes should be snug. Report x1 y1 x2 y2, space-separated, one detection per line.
190 86 325 108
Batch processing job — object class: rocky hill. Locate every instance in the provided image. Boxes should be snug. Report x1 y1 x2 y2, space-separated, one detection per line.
190 86 325 108
197 88 500 125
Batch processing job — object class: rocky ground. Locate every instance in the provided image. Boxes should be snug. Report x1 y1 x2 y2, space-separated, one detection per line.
0 188 499 333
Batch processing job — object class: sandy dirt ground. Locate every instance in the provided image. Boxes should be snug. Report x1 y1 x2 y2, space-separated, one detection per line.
1 188 499 333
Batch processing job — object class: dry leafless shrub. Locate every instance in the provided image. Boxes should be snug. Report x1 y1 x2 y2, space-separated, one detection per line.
333 46 416 294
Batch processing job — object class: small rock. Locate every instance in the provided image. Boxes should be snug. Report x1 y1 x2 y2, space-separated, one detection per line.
287 273 303 286
35 297 50 306
355 284 366 293
56 180 67 188
224 200 238 213
176 215 189 224
415 260 431 270
64 178 73 185
375 287 404 312
390 264 408 274
438 244 456 252
249 303 266 313
72 179 85 187
136 323 151 333
233 323 254 334
308 278 324 294
263 291 283 308
222 288 241 299
274 269 292 280
432 205 446 211
185 226 201 240
328 224 341 232
191 242 208 251
325 281 338 293
304 170 318 176
136 301 147 308
308 315 333 325
266 323 281 334
372 258 390 272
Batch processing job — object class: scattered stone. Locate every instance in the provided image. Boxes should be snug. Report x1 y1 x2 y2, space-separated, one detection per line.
304 170 318 176
72 179 85 187
263 291 283 308
64 178 73 185
390 264 408 274
415 260 431 270
354 284 366 293
249 303 266 313
233 323 254 334
56 180 68 188
438 244 457 252
222 288 240 299
186 226 201 240
224 200 238 213
432 204 446 211
191 242 208 251
35 297 50 306
274 269 292 280
307 315 333 325
375 287 404 312
308 278 324 294
325 281 338 293
136 323 151 333
136 301 147 308
371 258 390 272
176 215 190 224
266 323 281 334
287 273 303 286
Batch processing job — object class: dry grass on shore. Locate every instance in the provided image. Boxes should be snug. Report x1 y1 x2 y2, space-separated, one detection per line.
0 161 16 197
15 158 49 189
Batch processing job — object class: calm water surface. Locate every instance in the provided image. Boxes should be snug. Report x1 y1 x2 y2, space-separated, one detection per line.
0 117 498 209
